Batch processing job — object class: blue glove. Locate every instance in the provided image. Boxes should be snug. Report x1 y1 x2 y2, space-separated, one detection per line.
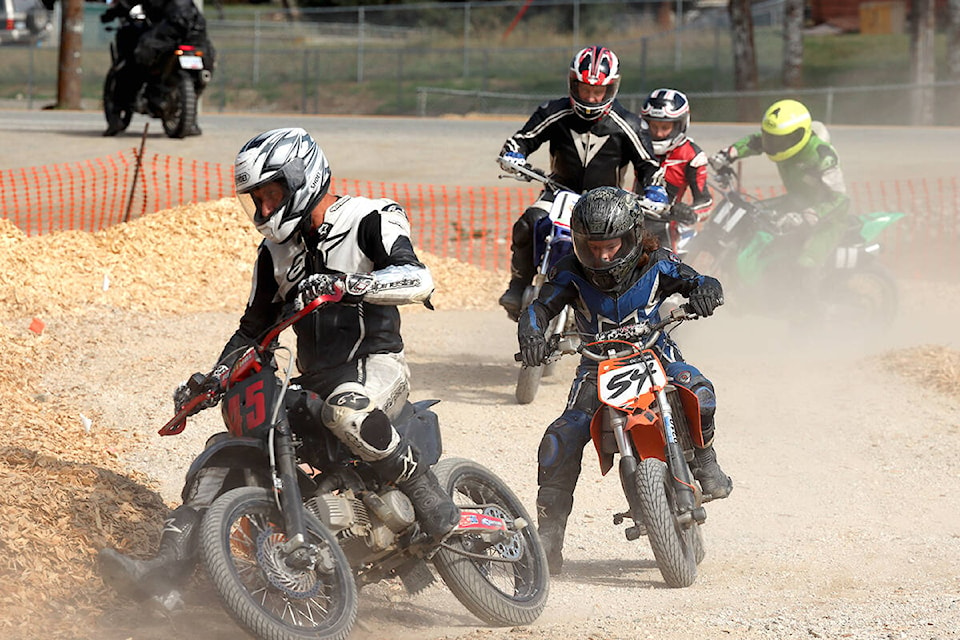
641 185 670 218
499 151 527 173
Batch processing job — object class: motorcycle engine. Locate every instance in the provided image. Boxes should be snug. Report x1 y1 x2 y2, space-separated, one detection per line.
306 488 416 554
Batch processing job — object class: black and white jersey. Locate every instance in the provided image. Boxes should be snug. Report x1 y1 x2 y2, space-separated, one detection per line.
502 98 660 192
219 195 433 374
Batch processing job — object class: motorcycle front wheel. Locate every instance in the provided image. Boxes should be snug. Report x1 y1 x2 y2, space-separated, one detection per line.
102 68 133 135
432 457 549 626
162 70 197 139
636 457 699 588
199 486 358 640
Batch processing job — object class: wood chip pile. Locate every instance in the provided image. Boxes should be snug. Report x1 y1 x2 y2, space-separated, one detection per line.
0 199 505 638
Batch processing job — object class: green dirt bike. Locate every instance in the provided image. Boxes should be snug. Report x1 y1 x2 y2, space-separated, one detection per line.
685 165 905 329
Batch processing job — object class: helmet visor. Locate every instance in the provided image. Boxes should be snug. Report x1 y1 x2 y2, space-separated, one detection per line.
237 177 293 226
762 128 805 157
644 118 681 142
569 77 619 107
573 229 638 271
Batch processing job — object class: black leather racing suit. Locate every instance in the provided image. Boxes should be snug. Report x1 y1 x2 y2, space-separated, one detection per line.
501 98 660 294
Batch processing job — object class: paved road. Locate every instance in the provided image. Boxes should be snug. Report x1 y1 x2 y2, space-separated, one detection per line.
2 109 958 188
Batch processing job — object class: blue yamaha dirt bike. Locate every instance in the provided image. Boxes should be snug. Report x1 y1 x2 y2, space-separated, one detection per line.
498 158 581 404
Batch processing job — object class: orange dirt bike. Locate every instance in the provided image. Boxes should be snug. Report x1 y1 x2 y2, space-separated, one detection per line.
159 291 549 640
578 305 714 588
498 157 580 404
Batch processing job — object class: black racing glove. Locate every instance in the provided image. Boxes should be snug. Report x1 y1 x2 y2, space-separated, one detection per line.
687 279 724 317
670 202 698 225
173 365 228 416
519 333 548 368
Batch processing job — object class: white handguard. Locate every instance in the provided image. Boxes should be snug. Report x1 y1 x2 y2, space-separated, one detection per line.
364 264 435 305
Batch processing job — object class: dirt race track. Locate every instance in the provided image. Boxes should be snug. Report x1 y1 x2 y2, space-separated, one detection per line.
1 114 959 640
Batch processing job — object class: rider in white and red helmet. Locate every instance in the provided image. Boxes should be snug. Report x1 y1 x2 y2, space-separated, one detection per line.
496 45 659 319
639 88 714 252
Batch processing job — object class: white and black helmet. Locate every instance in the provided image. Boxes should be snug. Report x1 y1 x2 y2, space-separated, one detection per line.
571 186 644 292
640 88 690 156
234 127 331 244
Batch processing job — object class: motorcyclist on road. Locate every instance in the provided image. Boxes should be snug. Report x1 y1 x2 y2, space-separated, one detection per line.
97 127 460 607
639 88 713 252
100 0 215 136
708 99 850 280
518 186 733 575
497 45 660 319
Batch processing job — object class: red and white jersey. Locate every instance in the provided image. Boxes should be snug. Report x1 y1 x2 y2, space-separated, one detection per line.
659 138 713 220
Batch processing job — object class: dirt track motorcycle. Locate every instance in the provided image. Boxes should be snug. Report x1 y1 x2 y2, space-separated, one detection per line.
579 306 710 588
685 165 905 328
102 7 213 138
498 157 580 404
159 291 549 640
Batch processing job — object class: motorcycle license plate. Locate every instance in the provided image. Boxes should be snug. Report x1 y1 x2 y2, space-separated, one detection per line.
178 55 204 70
548 190 578 228
711 199 747 235
597 350 667 410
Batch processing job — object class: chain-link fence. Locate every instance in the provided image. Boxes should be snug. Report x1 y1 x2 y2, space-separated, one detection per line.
3 0 960 124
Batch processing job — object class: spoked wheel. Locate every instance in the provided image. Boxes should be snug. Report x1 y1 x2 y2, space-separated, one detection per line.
636 458 699 588
162 71 197 138
199 487 357 640
102 68 133 135
432 457 549 626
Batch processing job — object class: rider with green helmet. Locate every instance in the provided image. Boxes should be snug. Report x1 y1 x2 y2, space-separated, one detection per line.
709 99 850 271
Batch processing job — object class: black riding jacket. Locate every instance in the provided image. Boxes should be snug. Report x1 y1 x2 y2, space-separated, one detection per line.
501 98 660 192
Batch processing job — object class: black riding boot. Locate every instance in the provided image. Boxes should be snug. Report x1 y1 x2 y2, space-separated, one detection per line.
692 440 733 499
98 505 200 602
536 486 573 576
499 210 540 319
371 440 460 540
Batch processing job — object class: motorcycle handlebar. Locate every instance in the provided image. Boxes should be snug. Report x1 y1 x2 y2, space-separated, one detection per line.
157 290 343 436
497 157 571 193
580 305 697 361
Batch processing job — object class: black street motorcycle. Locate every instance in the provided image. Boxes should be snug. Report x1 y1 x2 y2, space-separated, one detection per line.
102 7 213 138
160 290 549 640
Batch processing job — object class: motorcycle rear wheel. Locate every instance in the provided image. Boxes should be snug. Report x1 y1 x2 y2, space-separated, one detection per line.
432 457 549 626
636 458 699 587
199 486 358 640
102 68 133 135
162 71 197 139
821 263 898 331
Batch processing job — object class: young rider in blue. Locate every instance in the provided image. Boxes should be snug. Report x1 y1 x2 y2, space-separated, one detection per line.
517 186 733 575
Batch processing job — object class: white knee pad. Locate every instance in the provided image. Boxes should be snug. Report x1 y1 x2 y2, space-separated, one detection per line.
322 382 400 461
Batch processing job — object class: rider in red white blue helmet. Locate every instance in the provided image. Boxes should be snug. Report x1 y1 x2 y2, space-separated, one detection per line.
496 46 659 319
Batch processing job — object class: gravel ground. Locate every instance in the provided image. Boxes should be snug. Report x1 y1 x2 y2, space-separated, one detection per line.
30 281 960 640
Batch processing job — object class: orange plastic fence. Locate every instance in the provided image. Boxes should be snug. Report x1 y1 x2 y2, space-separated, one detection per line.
1 151 957 276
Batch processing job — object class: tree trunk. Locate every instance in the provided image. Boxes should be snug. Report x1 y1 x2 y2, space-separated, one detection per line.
728 0 758 121
782 0 804 88
55 0 83 109
280 0 301 22
910 0 936 125
948 0 960 80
